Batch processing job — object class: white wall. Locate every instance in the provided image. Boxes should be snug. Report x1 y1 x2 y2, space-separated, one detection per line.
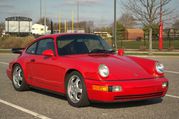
5 21 32 33
31 24 48 35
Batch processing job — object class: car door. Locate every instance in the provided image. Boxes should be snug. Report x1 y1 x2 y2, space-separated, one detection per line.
29 38 63 91
25 41 38 84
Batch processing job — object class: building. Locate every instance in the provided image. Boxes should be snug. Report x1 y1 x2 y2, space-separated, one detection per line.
94 32 112 45
94 32 112 39
67 29 85 33
125 29 144 40
31 24 48 35
5 16 32 35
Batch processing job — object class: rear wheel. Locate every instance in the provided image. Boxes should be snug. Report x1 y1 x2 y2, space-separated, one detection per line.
66 71 89 107
12 64 29 91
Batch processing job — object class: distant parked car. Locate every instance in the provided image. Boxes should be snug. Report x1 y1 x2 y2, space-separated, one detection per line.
6 33 168 107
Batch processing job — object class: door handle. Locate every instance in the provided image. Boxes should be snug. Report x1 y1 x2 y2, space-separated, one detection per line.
30 59 35 62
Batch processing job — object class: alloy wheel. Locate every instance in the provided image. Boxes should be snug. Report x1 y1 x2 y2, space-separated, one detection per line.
13 66 23 88
67 75 83 103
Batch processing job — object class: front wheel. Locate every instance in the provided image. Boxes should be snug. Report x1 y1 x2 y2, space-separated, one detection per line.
66 71 89 107
12 64 29 91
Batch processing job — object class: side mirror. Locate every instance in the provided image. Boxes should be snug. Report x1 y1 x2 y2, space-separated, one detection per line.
42 49 54 57
118 49 124 56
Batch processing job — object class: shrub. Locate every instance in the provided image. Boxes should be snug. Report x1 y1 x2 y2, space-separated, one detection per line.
0 35 35 49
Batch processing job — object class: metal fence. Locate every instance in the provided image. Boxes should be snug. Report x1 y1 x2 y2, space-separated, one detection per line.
114 29 179 50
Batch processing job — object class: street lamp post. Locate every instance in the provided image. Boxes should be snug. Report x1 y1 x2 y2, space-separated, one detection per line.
40 0 42 19
77 0 79 32
114 0 117 50
44 0 46 34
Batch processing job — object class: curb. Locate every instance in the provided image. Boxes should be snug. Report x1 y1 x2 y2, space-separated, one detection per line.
0 49 11 53
0 49 179 56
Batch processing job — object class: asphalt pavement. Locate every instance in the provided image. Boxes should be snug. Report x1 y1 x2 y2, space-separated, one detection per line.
0 53 179 119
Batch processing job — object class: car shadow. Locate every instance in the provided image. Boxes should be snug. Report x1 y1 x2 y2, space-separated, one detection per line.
30 88 67 101
91 98 163 109
29 88 163 109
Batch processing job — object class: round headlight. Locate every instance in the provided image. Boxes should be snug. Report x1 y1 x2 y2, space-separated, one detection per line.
98 64 109 77
156 62 164 74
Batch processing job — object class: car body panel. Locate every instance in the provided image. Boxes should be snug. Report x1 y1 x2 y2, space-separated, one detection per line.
64 54 155 80
85 77 168 102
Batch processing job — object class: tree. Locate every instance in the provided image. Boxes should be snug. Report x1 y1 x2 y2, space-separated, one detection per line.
36 17 51 29
0 22 5 34
143 23 159 40
95 21 125 48
123 0 172 53
116 21 125 48
78 21 94 33
173 20 179 30
119 13 136 28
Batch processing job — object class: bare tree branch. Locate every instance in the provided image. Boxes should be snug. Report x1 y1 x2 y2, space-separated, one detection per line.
122 0 172 52
122 0 172 26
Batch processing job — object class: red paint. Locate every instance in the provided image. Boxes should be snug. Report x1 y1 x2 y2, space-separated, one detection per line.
85 77 167 102
117 49 124 56
42 49 55 57
6 33 168 103
159 21 163 50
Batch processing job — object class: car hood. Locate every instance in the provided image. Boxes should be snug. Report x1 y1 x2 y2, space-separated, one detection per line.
65 54 154 81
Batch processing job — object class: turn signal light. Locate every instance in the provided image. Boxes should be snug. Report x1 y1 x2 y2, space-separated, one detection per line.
92 85 108 92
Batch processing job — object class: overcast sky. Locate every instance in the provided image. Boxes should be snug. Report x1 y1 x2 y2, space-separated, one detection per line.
0 0 179 27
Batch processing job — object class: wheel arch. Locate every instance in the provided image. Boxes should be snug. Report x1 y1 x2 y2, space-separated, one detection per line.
12 63 21 73
64 68 87 94
64 69 84 86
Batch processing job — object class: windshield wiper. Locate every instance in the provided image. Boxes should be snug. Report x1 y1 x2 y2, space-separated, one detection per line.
89 49 115 54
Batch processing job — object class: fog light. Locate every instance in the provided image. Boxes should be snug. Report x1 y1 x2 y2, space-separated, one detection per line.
162 82 168 88
109 86 122 92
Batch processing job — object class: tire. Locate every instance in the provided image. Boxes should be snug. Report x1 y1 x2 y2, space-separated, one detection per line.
66 71 90 107
12 64 29 91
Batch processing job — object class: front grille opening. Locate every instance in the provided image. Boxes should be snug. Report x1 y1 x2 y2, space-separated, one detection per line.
114 92 163 101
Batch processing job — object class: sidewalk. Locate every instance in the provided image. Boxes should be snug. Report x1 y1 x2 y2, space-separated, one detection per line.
125 49 179 56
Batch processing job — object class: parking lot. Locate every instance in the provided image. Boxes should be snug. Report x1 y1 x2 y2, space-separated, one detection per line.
0 53 179 119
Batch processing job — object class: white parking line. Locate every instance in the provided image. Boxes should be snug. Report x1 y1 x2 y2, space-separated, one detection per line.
165 70 179 74
0 99 51 119
0 62 8 65
166 94 179 99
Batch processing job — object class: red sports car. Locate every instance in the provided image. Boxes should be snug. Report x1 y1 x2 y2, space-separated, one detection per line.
6 33 168 107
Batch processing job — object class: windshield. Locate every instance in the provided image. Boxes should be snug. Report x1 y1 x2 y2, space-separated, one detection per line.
57 34 113 56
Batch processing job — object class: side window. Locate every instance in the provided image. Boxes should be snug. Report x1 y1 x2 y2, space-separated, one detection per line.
26 42 37 54
36 38 55 55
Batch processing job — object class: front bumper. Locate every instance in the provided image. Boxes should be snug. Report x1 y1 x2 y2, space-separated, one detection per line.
85 78 168 102
6 68 12 80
